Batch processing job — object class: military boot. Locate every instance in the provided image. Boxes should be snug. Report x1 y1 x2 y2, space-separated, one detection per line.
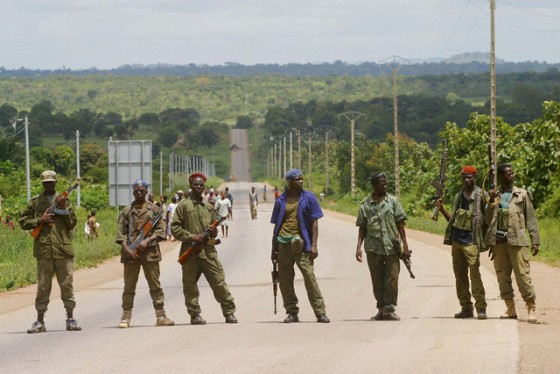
155 309 175 326
118 310 132 328
500 299 517 319
526 300 537 324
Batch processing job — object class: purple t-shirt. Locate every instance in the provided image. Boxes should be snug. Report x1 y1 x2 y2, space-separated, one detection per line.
270 190 323 251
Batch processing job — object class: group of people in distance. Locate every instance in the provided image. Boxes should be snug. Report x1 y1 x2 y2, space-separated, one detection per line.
17 161 540 333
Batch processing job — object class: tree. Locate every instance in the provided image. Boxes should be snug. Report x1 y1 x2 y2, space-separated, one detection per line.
235 115 254 129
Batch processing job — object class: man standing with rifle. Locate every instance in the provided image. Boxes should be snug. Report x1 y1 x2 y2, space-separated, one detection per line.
19 170 81 333
436 166 488 320
355 172 410 321
115 179 174 328
485 163 540 323
171 173 237 325
270 169 330 323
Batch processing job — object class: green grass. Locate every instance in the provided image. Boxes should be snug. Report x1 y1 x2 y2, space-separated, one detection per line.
0 207 120 292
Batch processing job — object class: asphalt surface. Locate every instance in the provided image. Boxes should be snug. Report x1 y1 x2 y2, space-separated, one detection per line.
3 129 556 373
0 186 520 373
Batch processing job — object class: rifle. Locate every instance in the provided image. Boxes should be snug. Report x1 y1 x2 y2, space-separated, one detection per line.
30 179 81 239
128 209 164 256
271 236 279 314
177 216 226 265
393 238 415 279
430 141 448 221
484 142 500 206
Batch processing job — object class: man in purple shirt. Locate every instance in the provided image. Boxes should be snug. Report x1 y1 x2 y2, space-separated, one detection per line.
270 169 330 323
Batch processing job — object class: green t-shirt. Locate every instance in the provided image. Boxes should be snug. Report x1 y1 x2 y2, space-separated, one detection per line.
279 195 300 237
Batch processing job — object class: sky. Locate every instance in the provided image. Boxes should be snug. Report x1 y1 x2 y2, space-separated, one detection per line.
1 0 559 70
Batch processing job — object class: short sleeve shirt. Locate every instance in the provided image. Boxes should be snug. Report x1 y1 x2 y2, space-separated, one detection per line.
356 194 407 255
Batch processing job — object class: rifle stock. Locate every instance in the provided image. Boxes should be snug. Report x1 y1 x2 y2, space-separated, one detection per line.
177 216 226 265
30 179 81 240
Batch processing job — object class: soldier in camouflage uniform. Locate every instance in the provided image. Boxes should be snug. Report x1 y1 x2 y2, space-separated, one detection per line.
437 165 488 319
485 163 540 323
171 173 237 325
19 170 81 333
115 179 174 328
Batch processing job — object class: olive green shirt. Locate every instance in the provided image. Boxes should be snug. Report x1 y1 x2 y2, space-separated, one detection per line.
116 202 165 263
484 186 540 247
356 194 407 255
19 192 78 259
171 197 219 259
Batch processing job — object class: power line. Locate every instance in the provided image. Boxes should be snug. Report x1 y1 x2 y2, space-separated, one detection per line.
436 0 472 58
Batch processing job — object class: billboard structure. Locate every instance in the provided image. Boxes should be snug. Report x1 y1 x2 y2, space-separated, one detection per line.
108 140 152 207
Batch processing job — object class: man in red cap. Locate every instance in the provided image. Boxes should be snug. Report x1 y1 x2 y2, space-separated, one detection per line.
437 165 489 319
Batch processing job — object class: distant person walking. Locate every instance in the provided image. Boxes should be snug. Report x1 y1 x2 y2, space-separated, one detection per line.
166 197 178 241
249 186 259 219
18 170 81 333
215 191 232 237
225 187 234 221
263 185 268 202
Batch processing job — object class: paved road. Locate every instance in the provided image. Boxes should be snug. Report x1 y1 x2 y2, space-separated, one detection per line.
0 184 519 373
230 128 252 182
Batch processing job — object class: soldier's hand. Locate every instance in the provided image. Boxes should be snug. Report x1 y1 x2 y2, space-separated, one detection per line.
192 234 205 244
55 195 67 209
355 248 363 263
38 209 54 224
122 244 138 261
488 247 495 261
206 225 218 238
532 244 539 256
489 189 498 203
138 238 151 250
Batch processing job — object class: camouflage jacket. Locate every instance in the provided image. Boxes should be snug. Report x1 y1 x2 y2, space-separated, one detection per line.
116 202 165 263
19 192 77 259
484 186 540 247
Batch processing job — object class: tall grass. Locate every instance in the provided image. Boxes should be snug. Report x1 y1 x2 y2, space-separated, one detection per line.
0 208 121 292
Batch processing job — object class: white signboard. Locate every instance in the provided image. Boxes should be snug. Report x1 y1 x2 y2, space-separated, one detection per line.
108 140 152 207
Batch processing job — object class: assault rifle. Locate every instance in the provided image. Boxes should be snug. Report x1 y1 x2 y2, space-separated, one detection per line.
393 238 415 279
271 236 279 314
177 216 226 265
430 142 448 221
129 209 164 257
31 179 81 239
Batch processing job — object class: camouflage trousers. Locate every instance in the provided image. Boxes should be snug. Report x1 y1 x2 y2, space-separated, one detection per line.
452 240 487 310
493 241 535 302
122 261 165 311
181 254 236 317
35 258 76 313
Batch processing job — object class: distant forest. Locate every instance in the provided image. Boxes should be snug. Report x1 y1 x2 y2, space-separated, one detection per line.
2 58 560 78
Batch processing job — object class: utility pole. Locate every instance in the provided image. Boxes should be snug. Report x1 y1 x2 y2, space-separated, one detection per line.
25 116 31 201
289 131 293 170
307 132 313 189
159 150 163 196
76 130 81 208
283 135 287 176
298 127 302 169
381 55 408 199
324 127 332 195
490 0 497 187
340 111 366 198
